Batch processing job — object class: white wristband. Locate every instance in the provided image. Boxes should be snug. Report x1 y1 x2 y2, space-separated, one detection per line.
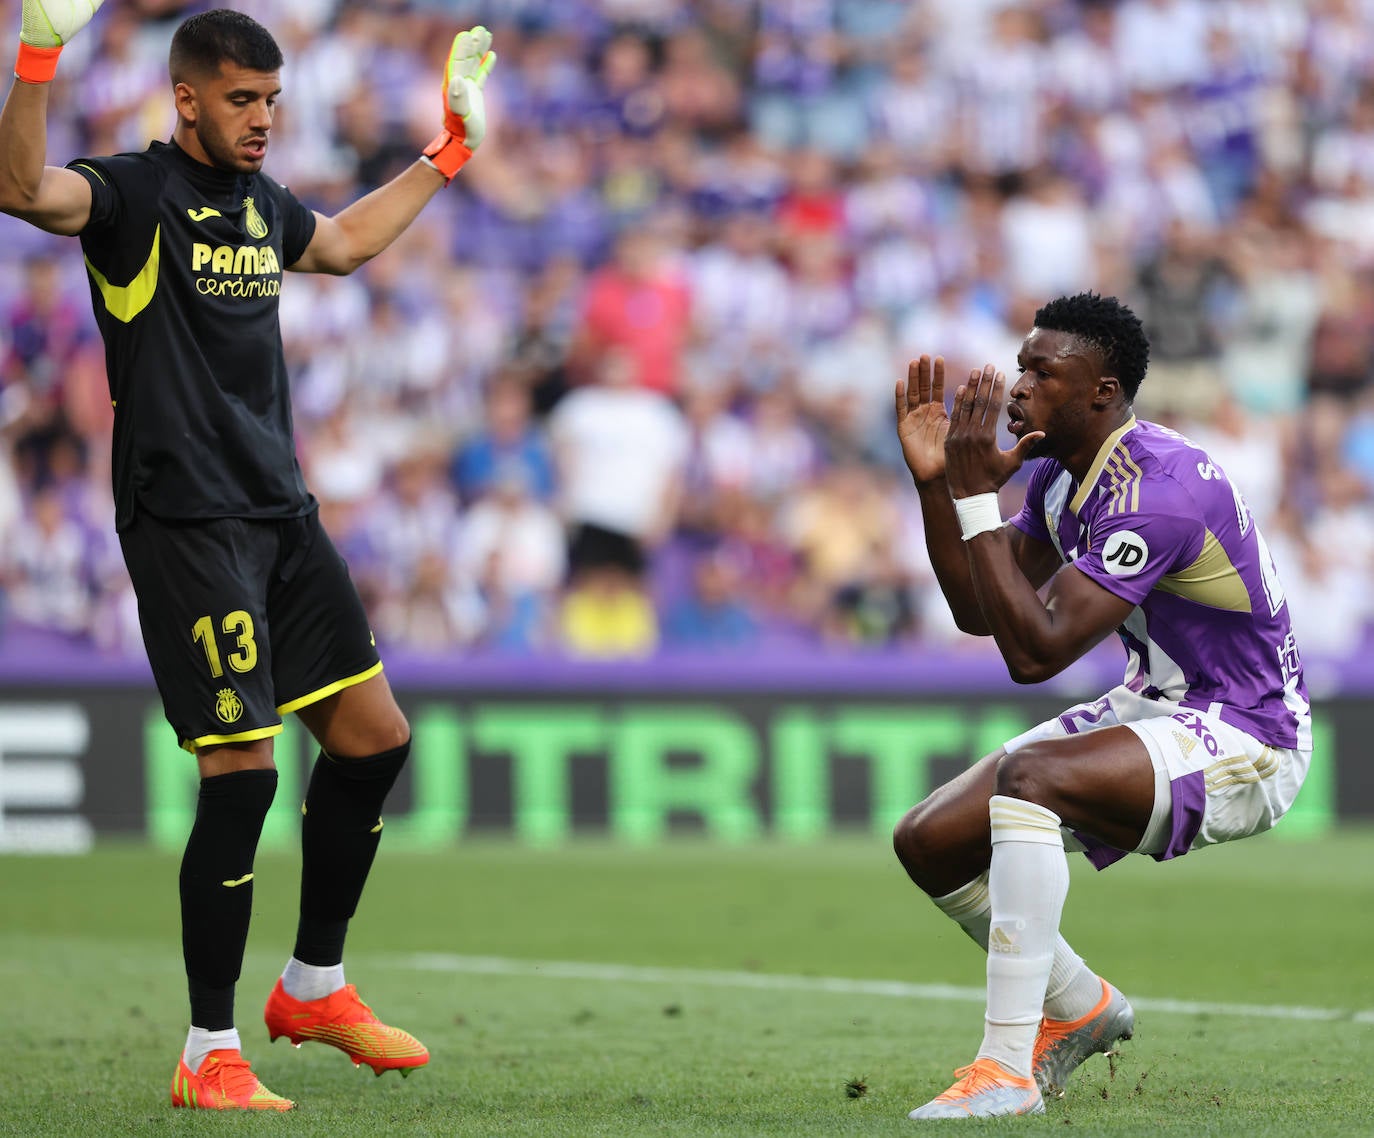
954 492 1002 541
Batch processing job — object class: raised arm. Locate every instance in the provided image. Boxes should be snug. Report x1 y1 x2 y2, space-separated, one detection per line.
943 366 1133 680
289 26 495 275
0 0 106 234
896 355 1059 635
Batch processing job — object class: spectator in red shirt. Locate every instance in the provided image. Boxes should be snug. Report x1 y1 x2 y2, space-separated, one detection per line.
775 148 845 240
571 225 693 396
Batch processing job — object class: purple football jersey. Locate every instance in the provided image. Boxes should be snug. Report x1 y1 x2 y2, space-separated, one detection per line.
1009 418 1310 749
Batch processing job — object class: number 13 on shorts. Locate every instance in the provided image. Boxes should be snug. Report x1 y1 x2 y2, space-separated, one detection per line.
192 610 259 677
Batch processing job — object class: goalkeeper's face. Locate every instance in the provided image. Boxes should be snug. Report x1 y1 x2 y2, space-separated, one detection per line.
175 64 280 175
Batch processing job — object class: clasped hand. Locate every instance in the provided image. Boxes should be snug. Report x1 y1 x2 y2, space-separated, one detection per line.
895 355 1044 497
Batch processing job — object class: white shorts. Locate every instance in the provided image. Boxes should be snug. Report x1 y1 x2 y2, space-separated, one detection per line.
1003 685 1310 869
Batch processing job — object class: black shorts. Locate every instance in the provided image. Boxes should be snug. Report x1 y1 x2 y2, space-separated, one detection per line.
119 510 381 752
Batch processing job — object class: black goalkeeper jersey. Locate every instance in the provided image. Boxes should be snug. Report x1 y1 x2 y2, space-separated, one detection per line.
69 140 318 530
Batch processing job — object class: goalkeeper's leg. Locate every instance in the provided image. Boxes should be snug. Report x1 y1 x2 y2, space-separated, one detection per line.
266 673 427 1075
173 748 294 1110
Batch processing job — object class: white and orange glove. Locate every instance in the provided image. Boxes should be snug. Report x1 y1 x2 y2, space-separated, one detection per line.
421 25 496 185
16 0 104 84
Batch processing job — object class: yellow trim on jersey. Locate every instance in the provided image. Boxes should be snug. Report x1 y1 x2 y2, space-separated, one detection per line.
181 722 283 754
85 225 161 324
72 161 107 185
1104 452 1130 517
1155 529 1253 612
276 661 384 716
1103 448 1143 517
1070 416 1137 515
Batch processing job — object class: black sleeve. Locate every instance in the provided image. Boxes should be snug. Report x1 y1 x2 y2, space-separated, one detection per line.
67 155 165 291
67 154 156 236
274 180 317 268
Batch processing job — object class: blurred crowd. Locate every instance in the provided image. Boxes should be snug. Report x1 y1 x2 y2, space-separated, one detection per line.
3 0 1374 663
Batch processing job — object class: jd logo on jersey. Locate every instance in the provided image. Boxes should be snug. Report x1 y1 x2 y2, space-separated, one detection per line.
1102 530 1149 576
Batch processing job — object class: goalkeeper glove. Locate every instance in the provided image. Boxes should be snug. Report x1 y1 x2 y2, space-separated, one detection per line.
15 0 104 84
422 25 496 185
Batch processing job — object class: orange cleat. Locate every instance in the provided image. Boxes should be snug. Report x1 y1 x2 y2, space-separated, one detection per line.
264 979 429 1076
169 1049 295 1111
1033 978 1135 1099
907 1057 1044 1119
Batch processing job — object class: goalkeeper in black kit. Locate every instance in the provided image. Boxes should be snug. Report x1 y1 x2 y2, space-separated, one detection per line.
0 0 495 1111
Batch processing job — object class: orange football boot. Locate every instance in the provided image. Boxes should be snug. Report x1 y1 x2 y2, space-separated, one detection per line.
170 1049 295 1111
907 1057 1044 1119
264 979 429 1076
1033 978 1135 1098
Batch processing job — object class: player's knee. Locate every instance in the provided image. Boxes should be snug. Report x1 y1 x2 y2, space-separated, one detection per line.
387 711 411 750
892 803 941 879
338 713 410 760
993 747 1053 806
374 715 411 755
197 738 276 778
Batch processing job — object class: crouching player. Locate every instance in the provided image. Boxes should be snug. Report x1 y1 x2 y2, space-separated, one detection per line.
892 293 1310 1119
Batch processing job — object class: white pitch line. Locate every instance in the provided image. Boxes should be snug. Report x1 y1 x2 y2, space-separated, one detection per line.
396 953 1374 1026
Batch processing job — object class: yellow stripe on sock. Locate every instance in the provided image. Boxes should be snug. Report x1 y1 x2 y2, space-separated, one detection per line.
937 872 990 922
989 795 1063 845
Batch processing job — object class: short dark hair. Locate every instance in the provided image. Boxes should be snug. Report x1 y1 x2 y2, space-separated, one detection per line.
169 9 283 84
1033 292 1150 401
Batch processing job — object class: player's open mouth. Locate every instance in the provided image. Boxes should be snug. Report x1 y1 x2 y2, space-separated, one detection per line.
1007 408 1026 435
243 139 267 158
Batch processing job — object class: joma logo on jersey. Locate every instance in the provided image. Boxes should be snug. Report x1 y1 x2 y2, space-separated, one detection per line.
192 242 281 276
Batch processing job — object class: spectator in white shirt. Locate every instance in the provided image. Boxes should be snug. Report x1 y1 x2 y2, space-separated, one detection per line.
549 347 690 578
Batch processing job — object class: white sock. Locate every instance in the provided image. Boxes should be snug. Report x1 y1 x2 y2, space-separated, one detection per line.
1044 943 1106 1022
976 795 1069 1078
183 1026 241 1072
931 870 992 949
281 957 345 1001
931 870 1102 1023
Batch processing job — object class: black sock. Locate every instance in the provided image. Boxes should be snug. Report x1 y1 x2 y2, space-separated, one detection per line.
180 768 278 1031
294 741 409 966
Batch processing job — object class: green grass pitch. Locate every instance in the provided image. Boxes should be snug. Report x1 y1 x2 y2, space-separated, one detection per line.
3 828 1372 1136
